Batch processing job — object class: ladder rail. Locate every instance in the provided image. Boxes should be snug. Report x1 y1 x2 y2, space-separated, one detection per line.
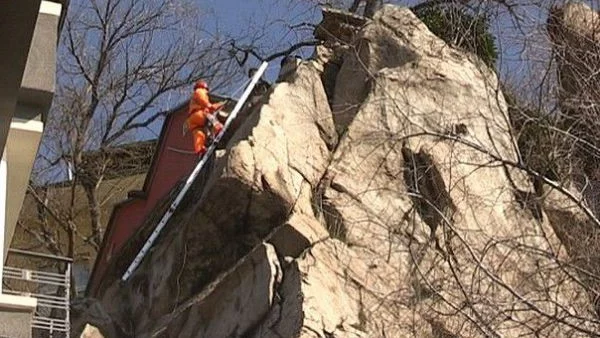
121 62 269 281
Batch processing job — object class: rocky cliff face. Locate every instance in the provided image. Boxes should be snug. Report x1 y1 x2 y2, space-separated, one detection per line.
548 1 600 114
77 5 600 337
547 1 600 183
545 0 600 322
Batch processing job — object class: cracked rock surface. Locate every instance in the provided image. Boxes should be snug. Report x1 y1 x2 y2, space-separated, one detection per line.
76 5 600 338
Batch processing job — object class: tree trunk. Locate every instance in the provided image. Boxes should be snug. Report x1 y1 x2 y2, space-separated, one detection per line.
83 182 103 250
363 0 381 18
349 0 382 18
349 0 361 13
33 186 62 255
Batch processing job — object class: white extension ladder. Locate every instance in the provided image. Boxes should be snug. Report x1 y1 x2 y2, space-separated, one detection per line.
121 62 269 281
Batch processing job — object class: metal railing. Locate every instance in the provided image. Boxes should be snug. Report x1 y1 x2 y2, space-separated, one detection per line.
3 249 72 337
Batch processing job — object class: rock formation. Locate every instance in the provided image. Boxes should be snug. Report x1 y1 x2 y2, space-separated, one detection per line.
547 1 600 181
545 0 600 321
79 324 105 338
547 1 600 115
76 5 600 337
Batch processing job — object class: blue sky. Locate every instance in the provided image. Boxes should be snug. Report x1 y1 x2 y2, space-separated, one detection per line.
194 0 559 96
140 0 600 145
37 0 598 184
197 0 320 83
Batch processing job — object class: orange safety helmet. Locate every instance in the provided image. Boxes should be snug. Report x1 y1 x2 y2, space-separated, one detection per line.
194 80 209 90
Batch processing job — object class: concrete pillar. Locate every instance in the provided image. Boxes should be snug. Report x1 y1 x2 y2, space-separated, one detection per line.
0 294 37 338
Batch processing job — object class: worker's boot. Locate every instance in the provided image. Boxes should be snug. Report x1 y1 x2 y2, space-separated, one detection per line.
213 122 223 136
207 113 223 136
193 129 207 157
196 145 207 158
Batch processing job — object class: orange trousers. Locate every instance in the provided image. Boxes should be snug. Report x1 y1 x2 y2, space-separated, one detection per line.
186 109 222 155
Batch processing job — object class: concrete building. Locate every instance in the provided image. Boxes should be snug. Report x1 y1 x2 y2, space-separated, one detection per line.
13 140 156 296
0 1 69 337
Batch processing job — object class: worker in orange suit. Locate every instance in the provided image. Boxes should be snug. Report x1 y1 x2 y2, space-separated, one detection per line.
184 80 224 156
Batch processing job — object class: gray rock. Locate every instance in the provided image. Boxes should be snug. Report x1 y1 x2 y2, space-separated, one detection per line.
79 324 105 338
80 5 600 338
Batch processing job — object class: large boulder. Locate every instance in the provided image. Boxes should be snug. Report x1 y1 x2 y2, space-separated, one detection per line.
78 5 600 337
93 53 337 335
79 324 105 338
547 1 600 114
318 5 599 336
547 1 600 183
139 243 282 337
546 2 600 289
542 185 600 319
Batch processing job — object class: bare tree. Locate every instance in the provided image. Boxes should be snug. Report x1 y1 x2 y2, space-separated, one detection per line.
137 1 600 335
14 2 600 331
15 0 239 294
15 0 333 296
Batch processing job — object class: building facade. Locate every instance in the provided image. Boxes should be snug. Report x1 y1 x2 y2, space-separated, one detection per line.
0 1 69 336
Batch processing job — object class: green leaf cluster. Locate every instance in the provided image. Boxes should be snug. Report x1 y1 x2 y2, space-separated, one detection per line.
414 5 498 67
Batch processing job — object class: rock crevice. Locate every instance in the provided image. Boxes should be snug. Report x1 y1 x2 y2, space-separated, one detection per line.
78 5 600 338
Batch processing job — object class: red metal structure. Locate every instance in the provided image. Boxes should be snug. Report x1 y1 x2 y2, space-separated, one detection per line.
86 98 230 295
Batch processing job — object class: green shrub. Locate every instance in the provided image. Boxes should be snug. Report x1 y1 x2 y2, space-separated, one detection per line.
414 5 498 67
